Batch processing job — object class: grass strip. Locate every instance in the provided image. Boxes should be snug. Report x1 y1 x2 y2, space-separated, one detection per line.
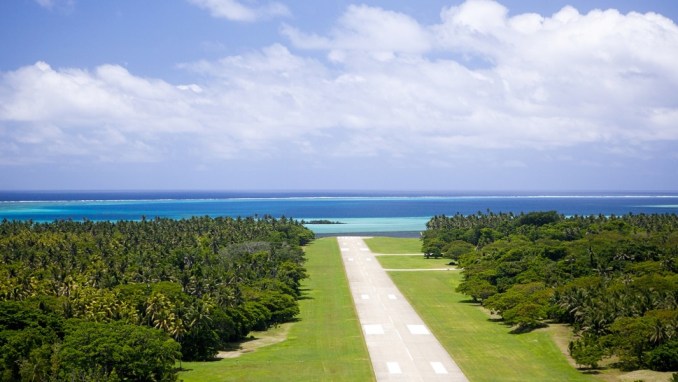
376 255 454 269
363 237 421 254
389 271 595 382
178 238 374 382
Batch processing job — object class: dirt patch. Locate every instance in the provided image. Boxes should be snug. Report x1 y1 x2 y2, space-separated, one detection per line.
216 322 293 359
607 369 674 382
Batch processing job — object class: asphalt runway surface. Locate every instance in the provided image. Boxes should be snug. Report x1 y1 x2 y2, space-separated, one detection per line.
338 236 468 381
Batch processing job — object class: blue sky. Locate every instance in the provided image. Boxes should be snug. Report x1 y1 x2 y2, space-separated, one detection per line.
1 0 677 191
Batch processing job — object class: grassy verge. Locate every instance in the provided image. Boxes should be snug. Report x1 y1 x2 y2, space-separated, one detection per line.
364 237 421 254
389 270 595 382
377 255 454 269
178 238 374 382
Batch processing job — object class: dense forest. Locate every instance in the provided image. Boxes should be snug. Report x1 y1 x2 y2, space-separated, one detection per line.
422 211 678 372
0 216 314 381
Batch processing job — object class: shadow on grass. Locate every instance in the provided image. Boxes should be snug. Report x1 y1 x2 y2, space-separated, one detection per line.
581 369 602 375
222 340 247 352
508 323 547 334
296 288 314 301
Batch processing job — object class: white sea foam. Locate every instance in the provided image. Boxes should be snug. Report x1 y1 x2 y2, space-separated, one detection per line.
1 193 677 204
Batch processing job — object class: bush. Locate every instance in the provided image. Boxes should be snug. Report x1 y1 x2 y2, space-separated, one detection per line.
646 340 678 371
569 335 605 369
57 320 181 382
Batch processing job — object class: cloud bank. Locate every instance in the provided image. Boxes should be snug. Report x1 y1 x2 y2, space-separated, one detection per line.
2 1 677 171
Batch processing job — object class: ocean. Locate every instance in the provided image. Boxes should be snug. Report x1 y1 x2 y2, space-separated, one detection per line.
1 191 677 236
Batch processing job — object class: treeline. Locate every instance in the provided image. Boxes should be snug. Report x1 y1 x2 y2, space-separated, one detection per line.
422 211 678 372
0 216 314 381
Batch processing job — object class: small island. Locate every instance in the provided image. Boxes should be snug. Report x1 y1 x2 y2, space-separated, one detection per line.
301 219 345 225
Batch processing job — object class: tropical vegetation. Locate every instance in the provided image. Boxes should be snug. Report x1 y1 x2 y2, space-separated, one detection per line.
421 211 678 372
0 216 313 381
179 237 374 382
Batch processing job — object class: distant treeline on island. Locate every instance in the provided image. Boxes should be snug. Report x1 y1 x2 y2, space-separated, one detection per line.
301 219 345 225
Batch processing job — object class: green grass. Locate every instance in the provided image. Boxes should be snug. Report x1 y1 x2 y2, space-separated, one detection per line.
376 255 454 269
363 237 421 254
389 271 595 382
178 238 374 382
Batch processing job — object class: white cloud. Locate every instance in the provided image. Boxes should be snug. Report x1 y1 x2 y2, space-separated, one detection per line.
2 1 678 169
0 62 200 164
35 0 54 8
34 0 74 10
280 2 678 149
440 0 509 34
282 5 431 62
187 0 289 22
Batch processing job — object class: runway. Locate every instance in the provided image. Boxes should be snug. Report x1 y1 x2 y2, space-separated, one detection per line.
338 236 468 381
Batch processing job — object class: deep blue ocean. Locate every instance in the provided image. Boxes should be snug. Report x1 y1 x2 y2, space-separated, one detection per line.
1 191 677 235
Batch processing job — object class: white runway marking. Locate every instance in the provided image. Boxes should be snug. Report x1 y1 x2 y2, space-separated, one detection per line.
360 248 369 251
361 294 370 300
387 294 397 300
407 324 430 335
340 247 349 251
363 324 384 335
387 362 402 374
348 257 354 262
431 362 448 374
366 258 372 261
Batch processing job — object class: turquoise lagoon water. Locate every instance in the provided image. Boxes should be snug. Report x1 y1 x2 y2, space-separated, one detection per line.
1 191 677 235
305 217 431 235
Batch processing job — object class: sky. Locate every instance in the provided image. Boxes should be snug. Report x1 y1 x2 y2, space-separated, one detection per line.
1 0 677 192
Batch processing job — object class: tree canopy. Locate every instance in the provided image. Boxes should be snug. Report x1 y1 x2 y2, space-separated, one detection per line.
0 216 314 381
422 211 678 371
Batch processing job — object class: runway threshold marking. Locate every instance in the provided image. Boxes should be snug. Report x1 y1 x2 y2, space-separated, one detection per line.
431 362 448 374
407 324 430 335
386 362 402 374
